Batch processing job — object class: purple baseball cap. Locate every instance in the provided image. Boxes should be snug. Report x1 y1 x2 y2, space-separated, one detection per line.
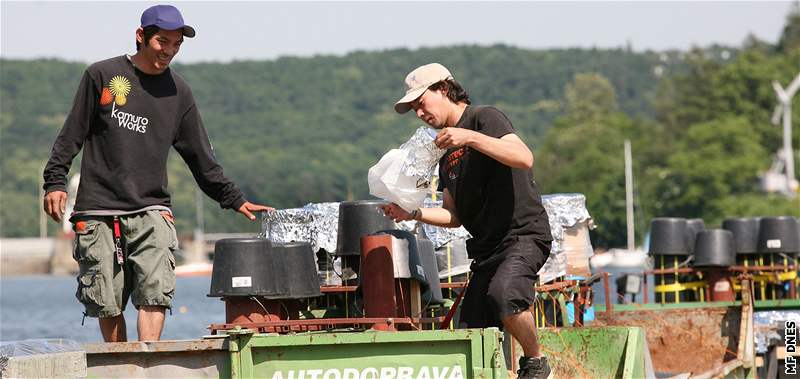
141 5 196 38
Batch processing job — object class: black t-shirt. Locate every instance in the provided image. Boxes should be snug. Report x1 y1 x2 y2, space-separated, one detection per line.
437 105 552 259
43 55 245 212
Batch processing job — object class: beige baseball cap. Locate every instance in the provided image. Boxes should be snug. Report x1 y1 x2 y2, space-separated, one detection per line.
394 63 453 114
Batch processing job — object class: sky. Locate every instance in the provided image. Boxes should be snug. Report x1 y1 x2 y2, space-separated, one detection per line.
1 1 795 64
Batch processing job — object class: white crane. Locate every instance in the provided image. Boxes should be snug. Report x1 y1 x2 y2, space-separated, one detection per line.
765 73 800 196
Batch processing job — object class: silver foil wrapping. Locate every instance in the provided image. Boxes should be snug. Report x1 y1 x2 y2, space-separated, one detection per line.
399 126 446 184
259 208 312 243
303 202 340 253
259 202 339 253
538 193 595 283
260 193 594 284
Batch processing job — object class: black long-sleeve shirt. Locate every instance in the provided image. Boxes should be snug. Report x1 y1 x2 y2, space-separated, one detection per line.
43 55 245 214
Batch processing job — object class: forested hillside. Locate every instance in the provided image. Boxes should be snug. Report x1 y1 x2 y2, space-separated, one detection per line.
2 8 798 246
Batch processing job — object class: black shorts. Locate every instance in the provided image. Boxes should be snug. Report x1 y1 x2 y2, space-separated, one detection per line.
458 236 551 329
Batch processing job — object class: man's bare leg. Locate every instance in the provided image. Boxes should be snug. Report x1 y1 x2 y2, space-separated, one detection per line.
137 305 166 341
99 314 127 342
502 309 543 358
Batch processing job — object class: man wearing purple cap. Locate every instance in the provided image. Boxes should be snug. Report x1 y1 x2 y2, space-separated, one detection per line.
42 5 271 342
382 63 554 378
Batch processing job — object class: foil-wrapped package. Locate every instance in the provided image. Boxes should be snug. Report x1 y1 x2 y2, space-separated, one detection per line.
399 126 446 184
537 193 595 283
303 202 340 253
259 208 313 243
259 193 594 285
368 127 445 211
259 202 340 253
542 193 594 240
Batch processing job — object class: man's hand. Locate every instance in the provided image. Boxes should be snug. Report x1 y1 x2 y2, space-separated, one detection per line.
380 203 414 222
43 191 68 223
237 201 274 221
434 127 477 149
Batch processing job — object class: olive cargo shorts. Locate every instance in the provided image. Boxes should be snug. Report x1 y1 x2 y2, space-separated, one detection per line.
73 210 178 318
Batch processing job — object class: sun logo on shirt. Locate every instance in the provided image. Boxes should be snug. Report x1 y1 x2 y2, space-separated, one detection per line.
108 76 132 106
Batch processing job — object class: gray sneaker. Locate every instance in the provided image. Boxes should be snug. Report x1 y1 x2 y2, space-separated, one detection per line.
517 356 552 379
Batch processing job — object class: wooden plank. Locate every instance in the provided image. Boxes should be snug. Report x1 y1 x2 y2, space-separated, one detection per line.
410 280 422 317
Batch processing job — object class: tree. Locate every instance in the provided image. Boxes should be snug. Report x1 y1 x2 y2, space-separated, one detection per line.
563 73 619 123
653 117 769 222
0 47 670 237
538 73 634 247
778 1 800 53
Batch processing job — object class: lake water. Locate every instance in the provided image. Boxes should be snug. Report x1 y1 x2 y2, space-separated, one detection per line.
1 275 223 343
0 270 657 343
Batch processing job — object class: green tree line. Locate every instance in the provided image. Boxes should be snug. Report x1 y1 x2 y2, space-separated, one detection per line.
1 8 798 247
538 7 800 247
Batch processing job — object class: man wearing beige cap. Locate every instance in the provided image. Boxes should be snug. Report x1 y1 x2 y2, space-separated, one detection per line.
382 63 554 379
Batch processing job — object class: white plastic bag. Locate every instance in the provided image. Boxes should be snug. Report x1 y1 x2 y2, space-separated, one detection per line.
368 127 445 211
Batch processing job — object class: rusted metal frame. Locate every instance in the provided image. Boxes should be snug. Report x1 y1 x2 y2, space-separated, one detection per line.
210 316 448 334
319 285 358 293
440 282 467 289
646 267 697 275
572 292 584 327
571 276 600 326
440 280 588 293
569 285 594 327
211 317 412 329
729 265 797 272
536 280 578 292
647 265 795 275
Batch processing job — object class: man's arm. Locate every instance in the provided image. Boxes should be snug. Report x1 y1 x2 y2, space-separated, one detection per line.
435 107 534 169
42 70 96 222
173 104 272 219
381 189 461 228
435 129 533 169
